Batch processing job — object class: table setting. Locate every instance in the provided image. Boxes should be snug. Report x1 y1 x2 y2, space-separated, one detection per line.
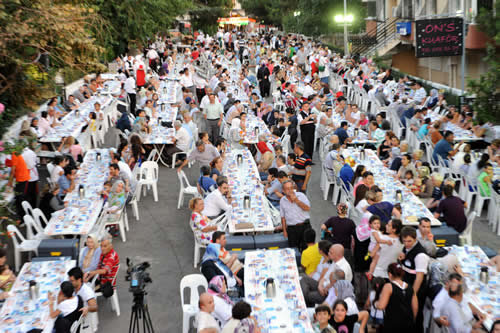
223 147 274 233
39 95 113 143
244 249 314 333
343 147 441 226
44 149 110 236
449 245 500 330
0 258 76 333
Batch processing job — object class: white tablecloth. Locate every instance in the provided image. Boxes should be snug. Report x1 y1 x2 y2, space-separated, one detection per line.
244 249 313 333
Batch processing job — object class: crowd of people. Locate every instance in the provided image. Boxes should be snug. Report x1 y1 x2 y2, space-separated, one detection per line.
1 25 499 333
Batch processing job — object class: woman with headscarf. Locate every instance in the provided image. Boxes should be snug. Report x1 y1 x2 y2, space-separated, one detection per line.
228 118 245 149
201 243 242 288
207 275 234 327
78 234 102 274
234 317 260 333
427 89 439 108
104 180 126 224
320 203 356 263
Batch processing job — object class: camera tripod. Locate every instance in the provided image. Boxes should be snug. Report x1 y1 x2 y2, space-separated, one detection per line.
128 291 155 333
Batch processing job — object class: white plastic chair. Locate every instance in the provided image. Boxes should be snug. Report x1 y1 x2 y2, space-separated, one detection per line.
459 211 476 246
281 134 290 157
23 215 49 241
177 170 199 209
70 314 84 333
21 201 35 218
7 224 40 272
101 208 128 242
321 166 336 201
128 185 140 221
474 186 491 217
94 264 121 316
147 148 160 162
137 161 159 202
180 274 208 333
32 208 49 228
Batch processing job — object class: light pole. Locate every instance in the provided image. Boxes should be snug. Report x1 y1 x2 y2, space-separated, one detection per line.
334 13 354 56
294 11 301 30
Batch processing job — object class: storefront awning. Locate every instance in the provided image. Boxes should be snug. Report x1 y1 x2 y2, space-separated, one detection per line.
217 17 256 26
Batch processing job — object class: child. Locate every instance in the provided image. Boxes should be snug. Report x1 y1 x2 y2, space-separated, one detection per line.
313 304 336 333
367 277 385 329
100 181 112 203
366 215 392 280
403 170 415 185
0 265 15 291
409 177 424 195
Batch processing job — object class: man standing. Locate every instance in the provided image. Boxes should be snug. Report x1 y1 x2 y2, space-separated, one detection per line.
21 144 39 209
7 150 31 218
291 142 312 193
280 180 311 251
203 93 224 143
196 293 220 333
416 217 437 257
297 102 316 158
257 61 271 98
124 74 136 116
177 140 220 172
399 226 430 333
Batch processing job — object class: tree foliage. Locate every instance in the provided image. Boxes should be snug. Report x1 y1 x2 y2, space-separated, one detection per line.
241 0 366 37
0 0 107 111
190 0 233 35
466 1 500 124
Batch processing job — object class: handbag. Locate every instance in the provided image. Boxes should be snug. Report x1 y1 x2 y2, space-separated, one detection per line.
101 281 114 298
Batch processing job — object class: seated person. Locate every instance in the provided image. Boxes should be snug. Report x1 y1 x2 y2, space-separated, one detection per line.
264 168 284 207
312 304 336 333
202 178 232 219
198 165 217 195
85 236 119 288
49 281 83 333
0 264 15 292
201 243 243 288
212 231 243 278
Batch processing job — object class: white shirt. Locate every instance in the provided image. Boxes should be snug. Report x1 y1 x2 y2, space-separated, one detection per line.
374 236 403 278
57 297 79 316
146 49 159 60
180 73 194 88
51 165 64 184
279 192 311 226
175 126 191 151
196 311 220 333
22 148 38 182
334 257 353 282
124 76 136 94
76 283 95 307
203 189 231 217
38 117 51 137
441 296 474 333
212 295 232 327
414 87 427 103
221 319 240 333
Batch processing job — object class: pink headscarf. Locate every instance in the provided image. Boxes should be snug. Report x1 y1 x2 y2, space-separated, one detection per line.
207 275 233 305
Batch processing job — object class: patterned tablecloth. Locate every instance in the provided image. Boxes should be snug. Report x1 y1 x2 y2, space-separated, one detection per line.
427 110 480 141
449 245 500 330
245 249 314 333
242 114 273 144
39 95 113 143
343 147 442 226
44 149 110 235
0 258 76 333
223 147 274 233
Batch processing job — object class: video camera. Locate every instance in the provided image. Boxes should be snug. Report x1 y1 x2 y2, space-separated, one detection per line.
125 258 152 294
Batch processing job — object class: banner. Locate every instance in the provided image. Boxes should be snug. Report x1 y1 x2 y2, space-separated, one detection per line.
416 17 463 58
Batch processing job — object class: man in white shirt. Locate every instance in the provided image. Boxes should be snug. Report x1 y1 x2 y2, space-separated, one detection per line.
203 179 232 218
21 145 39 208
164 120 191 166
68 267 97 320
196 293 220 333
124 75 137 115
183 112 198 139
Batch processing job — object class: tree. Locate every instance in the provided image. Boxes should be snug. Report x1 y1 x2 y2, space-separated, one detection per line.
240 0 298 27
190 0 233 35
0 0 107 134
466 1 500 124
82 0 192 58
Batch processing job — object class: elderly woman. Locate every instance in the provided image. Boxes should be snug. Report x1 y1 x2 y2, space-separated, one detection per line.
189 197 218 245
79 234 102 274
104 180 127 224
207 275 234 327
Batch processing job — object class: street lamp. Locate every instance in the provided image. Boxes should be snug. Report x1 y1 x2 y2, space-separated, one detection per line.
334 11 354 56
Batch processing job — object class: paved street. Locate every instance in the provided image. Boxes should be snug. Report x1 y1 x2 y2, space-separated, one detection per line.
97 132 499 333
